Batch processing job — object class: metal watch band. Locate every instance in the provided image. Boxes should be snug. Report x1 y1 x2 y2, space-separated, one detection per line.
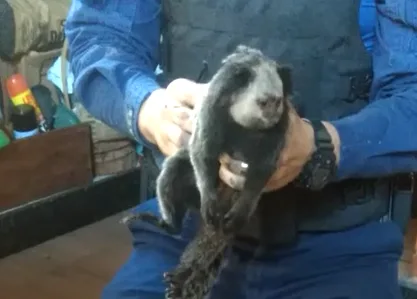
292 119 337 190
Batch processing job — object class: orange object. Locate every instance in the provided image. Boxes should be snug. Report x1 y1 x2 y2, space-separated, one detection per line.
6 73 43 121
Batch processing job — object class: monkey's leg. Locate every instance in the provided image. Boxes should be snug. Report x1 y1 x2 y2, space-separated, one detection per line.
190 150 223 228
223 164 275 233
121 148 198 235
189 117 227 229
157 148 200 233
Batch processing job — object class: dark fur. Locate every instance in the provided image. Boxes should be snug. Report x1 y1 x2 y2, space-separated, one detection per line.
190 46 291 234
164 186 236 299
122 45 293 299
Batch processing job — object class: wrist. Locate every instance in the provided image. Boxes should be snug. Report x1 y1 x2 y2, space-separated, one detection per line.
294 119 338 190
138 88 165 145
302 120 340 165
322 121 340 165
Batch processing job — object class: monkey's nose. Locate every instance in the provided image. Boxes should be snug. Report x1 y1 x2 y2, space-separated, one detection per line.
258 95 278 108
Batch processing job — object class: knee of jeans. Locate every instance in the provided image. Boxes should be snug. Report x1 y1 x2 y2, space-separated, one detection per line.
132 198 161 217
101 278 133 299
101 248 177 299
101 282 117 299
101 281 163 299
128 198 199 244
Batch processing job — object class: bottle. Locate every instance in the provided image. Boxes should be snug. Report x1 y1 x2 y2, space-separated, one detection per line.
6 73 48 131
11 104 39 139
0 129 10 149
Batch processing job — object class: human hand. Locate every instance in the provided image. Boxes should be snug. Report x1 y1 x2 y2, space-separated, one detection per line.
218 107 340 192
138 79 208 156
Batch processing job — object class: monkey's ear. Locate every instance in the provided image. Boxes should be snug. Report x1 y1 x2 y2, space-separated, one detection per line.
277 65 293 96
235 44 263 56
235 44 250 53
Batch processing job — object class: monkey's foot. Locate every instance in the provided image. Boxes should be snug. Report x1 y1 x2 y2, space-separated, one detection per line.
120 212 178 234
164 268 191 299
201 194 228 231
222 211 250 234
164 267 211 299
222 200 253 234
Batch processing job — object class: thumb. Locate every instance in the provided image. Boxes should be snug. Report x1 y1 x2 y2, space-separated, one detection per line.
167 78 209 108
182 82 209 109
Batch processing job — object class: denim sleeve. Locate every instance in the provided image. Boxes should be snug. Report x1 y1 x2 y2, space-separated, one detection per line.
64 0 161 148
331 0 417 180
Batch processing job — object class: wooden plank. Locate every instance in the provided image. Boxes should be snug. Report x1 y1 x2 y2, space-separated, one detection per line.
0 124 93 209
0 212 130 299
0 168 141 258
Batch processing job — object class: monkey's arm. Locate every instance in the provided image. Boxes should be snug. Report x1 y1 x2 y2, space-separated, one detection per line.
122 148 198 234
329 3 417 180
222 146 279 233
190 122 225 227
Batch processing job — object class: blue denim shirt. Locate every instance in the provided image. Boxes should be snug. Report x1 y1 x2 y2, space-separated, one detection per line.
65 0 417 180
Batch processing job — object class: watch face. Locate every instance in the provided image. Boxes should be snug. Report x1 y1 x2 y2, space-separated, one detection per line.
311 166 331 190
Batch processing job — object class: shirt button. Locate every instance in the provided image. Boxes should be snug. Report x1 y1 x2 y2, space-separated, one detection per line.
126 107 134 135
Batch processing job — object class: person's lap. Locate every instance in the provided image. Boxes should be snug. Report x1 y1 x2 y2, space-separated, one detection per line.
102 199 404 299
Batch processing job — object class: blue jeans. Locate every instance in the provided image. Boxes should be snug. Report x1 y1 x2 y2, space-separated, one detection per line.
102 199 404 299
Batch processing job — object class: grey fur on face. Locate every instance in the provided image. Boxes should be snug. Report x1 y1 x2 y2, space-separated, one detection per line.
227 57 286 129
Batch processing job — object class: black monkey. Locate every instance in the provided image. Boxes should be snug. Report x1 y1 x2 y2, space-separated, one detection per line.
190 45 292 233
122 45 293 299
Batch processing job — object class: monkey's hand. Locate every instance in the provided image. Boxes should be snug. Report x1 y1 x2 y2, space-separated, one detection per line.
200 183 240 233
120 212 178 235
219 163 272 234
223 193 260 233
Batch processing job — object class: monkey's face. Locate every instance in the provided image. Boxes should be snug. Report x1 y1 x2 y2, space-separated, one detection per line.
209 45 292 130
228 58 287 130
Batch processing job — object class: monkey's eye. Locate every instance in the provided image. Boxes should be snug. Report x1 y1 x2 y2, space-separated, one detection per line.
234 68 252 86
257 97 269 108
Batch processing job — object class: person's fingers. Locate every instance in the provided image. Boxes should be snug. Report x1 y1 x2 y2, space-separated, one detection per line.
171 106 194 133
263 163 300 192
166 79 198 108
219 165 246 190
219 153 248 189
156 123 188 156
154 123 179 156
167 79 210 108
219 154 248 176
179 87 206 108
195 83 210 101
264 176 292 192
219 153 232 165
164 122 190 148
162 140 181 157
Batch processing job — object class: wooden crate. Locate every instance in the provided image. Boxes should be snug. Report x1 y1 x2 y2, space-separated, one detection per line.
0 124 93 209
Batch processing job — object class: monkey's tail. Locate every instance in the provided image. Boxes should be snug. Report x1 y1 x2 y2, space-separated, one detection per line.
165 225 230 299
